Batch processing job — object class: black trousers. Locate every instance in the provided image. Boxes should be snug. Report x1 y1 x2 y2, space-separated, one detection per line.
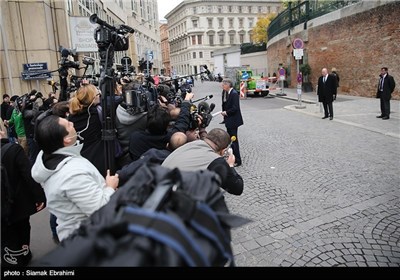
1 218 32 266
322 101 333 117
380 95 390 117
226 127 242 164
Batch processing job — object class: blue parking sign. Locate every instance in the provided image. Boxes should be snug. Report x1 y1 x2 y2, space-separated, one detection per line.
242 72 249 80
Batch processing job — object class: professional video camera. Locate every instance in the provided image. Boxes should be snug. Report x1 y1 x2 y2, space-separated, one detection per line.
189 95 215 129
16 90 44 112
116 57 135 84
122 81 157 115
156 84 184 107
89 14 134 51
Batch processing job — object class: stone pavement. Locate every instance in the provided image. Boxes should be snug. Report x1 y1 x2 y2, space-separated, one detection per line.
269 88 400 139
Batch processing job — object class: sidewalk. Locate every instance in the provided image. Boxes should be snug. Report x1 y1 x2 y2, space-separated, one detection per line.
268 88 400 139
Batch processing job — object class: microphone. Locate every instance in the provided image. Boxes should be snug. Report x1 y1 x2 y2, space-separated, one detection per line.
119 24 135 34
192 95 213 103
209 103 215 113
224 136 236 159
89 14 115 31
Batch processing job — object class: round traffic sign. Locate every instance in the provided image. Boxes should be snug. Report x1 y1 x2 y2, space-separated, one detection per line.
293 38 304 49
278 68 286 76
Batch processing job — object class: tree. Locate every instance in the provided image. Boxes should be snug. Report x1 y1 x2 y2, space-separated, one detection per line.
252 14 276 44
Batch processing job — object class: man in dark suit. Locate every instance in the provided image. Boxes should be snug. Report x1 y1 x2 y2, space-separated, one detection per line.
317 68 337 120
221 79 243 167
376 67 396 120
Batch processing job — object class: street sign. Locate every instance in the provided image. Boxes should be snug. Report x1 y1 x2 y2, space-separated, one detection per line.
21 62 52 80
278 68 285 76
241 72 249 80
23 62 48 72
294 49 304 60
293 38 304 49
147 50 153 61
21 71 52 80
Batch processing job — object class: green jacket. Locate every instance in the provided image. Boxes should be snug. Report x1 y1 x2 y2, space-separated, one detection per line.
7 109 26 137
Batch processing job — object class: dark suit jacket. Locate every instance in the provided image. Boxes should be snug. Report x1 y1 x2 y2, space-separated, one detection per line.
376 74 396 100
224 88 243 129
1 140 46 224
317 74 337 103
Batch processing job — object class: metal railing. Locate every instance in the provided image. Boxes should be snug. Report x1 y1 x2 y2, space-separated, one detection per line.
268 0 361 40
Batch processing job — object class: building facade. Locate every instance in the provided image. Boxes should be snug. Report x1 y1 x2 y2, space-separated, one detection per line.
165 0 281 77
160 22 171 76
0 0 160 96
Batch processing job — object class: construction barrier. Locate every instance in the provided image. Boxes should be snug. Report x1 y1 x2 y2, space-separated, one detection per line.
240 81 246 99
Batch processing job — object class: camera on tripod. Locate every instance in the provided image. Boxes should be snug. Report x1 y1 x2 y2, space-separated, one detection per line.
90 14 134 51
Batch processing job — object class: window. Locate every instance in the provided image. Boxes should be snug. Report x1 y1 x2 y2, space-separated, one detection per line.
199 52 203 58
193 7 197 14
208 18 213 28
239 34 244 44
218 6 222 13
258 6 262 13
229 34 234 44
238 6 242 13
209 35 214 45
219 34 224 45
193 52 196 59
192 20 198 28
229 18 233 28
197 35 202 45
218 18 223 28
239 18 243 28
228 6 232 12
192 36 196 45
248 18 254 28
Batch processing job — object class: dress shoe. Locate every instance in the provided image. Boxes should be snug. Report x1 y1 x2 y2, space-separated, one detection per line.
376 115 384 118
329 117 333 120
382 116 389 120
322 116 328 119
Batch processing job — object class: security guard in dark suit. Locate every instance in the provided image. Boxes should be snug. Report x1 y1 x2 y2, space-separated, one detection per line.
376 67 396 120
317 68 337 120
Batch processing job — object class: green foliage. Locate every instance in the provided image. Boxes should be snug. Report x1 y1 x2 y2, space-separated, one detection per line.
252 14 276 44
300 63 311 76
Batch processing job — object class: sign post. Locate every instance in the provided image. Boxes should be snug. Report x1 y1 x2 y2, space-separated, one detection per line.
276 67 286 96
241 71 249 99
293 38 306 109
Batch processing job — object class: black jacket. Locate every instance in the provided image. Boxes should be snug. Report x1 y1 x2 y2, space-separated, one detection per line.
224 88 243 129
1 139 46 224
317 74 337 103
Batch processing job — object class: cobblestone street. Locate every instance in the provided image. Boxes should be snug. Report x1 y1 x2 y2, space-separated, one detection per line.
201 82 400 267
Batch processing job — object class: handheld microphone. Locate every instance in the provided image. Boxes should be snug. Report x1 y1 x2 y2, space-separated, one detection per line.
224 136 236 159
209 103 215 113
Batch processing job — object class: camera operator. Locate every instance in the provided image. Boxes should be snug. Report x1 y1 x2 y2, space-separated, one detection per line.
128 92 194 162
115 80 148 167
162 128 243 196
21 90 43 163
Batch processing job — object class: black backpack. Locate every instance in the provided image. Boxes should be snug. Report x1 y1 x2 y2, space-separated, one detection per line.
1 143 16 225
35 163 250 267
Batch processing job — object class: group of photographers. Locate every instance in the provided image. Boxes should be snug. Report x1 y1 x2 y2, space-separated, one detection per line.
0 69 244 266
